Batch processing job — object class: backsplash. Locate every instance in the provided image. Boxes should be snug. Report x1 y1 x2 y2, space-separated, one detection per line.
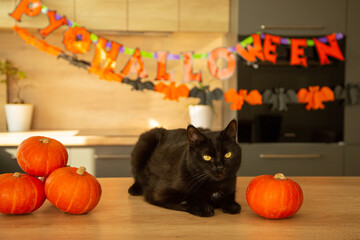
0 30 227 134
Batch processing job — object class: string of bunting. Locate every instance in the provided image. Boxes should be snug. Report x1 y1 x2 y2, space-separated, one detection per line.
9 0 353 111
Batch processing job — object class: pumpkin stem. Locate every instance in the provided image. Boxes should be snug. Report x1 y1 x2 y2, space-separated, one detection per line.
76 166 86 176
274 173 286 180
39 138 50 144
13 172 21 178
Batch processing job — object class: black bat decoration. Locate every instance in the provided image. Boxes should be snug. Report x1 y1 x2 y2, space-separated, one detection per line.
58 53 91 70
334 84 360 105
189 85 224 106
262 88 298 111
122 77 154 91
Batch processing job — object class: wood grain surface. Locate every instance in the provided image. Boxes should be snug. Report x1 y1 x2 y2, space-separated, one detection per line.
1 177 360 240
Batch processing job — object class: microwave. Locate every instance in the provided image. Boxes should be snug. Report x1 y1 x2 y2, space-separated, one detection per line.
236 35 345 143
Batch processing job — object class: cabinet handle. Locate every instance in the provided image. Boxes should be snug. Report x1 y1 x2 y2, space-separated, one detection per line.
259 154 321 159
94 154 130 160
260 25 324 30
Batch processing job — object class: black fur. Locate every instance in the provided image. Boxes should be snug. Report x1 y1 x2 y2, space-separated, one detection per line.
128 120 241 217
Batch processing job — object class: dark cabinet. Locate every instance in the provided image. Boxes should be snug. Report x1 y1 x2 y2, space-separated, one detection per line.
238 143 344 176
94 146 133 177
238 0 346 35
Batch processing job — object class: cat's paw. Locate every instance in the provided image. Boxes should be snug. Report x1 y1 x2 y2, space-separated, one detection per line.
128 182 143 196
222 202 241 214
187 204 215 217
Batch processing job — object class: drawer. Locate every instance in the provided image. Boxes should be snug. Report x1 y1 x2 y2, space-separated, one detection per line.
238 144 344 176
94 146 134 177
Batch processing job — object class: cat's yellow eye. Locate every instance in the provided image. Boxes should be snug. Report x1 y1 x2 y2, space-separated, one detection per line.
202 155 212 161
224 152 232 158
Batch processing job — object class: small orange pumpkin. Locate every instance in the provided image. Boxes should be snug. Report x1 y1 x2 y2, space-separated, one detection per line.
246 173 303 219
16 136 68 177
45 166 102 214
0 172 46 214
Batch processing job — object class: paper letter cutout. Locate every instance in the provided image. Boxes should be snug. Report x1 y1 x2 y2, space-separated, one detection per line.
183 52 202 82
63 26 91 54
89 38 123 82
121 48 148 79
10 0 42 21
313 34 345 65
235 34 264 62
155 51 173 81
208 48 236 80
39 11 68 38
290 39 308 67
263 34 281 64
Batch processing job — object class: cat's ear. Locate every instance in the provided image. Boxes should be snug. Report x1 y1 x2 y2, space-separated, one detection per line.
187 125 205 145
222 119 237 140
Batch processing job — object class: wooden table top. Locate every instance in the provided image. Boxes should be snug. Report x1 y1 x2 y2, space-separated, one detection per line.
1 177 360 240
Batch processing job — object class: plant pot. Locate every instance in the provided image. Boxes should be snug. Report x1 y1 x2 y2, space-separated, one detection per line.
188 105 213 129
5 103 33 132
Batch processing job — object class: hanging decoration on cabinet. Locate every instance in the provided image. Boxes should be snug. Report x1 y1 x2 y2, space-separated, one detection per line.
297 86 335 110
154 82 190 101
9 0 348 111
334 84 360 105
262 88 298 111
224 89 263 110
122 78 155 91
189 85 224 107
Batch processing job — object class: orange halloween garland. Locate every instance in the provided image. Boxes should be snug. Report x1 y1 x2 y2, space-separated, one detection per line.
13 25 341 111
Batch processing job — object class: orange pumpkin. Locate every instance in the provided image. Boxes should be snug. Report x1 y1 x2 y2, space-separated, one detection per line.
45 166 102 214
16 136 68 177
246 173 303 219
0 172 45 214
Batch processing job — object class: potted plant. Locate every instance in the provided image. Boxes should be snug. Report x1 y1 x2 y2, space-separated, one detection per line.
188 83 224 129
0 60 32 132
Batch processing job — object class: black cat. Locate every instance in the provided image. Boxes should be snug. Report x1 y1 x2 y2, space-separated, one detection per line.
128 119 241 217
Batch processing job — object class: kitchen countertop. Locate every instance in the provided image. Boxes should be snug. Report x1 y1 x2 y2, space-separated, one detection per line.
0 130 140 146
1 177 359 240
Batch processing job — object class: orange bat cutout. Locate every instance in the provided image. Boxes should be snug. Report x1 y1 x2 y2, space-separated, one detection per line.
225 89 262 110
154 82 189 101
13 25 62 57
297 86 334 110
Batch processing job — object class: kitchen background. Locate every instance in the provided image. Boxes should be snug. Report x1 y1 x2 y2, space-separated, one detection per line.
0 0 359 176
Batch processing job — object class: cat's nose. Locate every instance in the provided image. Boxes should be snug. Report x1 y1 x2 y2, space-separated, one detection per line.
216 165 225 172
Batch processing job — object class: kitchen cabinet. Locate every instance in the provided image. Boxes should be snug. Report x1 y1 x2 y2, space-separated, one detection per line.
238 143 344 176
15 0 74 29
75 0 126 31
237 0 346 36
128 0 178 32
0 147 22 174
0 147 97 176
67 147 95 176
344 145 360 176
94 146 133 177
2 0 230 32
344 0 360 144
179 0 229 32
0 0 15 28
